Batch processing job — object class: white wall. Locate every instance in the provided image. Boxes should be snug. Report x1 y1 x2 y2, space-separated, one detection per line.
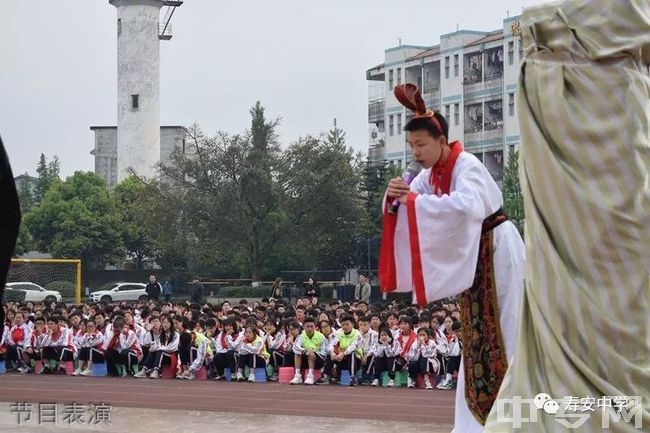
113 0 163 182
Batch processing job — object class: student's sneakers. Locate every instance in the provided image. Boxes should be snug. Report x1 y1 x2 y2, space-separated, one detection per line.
268 373 278 382
424 376 433 390
248 373 256 382
304 374 315 385
149 369 160 379
437 379 453 390
72 367 84 376
289 374 303 385
185 369 196 381
235 371 245 381
134 369 149 378
20 366 34 375
371 378 379 387
176 370 184 380
212 374 223 381
407 377 415 388
80 368 93 377
316 374 330 385
349 376 358 387
387 379 395 387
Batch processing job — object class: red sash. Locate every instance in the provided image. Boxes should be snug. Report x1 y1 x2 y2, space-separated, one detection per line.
11 327 24 343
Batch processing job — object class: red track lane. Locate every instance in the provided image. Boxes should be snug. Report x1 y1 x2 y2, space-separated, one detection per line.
0 374 455 424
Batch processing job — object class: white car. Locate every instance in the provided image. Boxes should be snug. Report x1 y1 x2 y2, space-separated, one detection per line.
90 283 148 303
5 282 63 303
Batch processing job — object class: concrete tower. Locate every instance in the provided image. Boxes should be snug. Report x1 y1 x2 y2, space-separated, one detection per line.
109 0 181 182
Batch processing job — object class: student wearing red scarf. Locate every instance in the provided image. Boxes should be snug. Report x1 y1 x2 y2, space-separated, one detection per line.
6 311 31 371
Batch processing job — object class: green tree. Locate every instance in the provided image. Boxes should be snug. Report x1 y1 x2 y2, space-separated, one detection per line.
25 171 125 269
113 175 156 270
33 154 60 204
278 119 367 271
14 174 36 255
502 147 524 236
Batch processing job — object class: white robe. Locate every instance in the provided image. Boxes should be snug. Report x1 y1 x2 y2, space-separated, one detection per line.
390 151 525 433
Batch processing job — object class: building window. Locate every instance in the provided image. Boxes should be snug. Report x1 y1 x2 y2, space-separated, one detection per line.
397 113 402 134
509 93 515 116
454 103 460 126
508 41 514 65
445 104 450 120
388 69 394 90
518 38 524 60
389 115 394 136
445 56 450 79
396 68 402 86
131 94 139 111
117 18 122 36
397 159 402 169
454 54 459 77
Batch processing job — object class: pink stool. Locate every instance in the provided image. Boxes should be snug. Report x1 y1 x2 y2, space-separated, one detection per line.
195 366 207 380
34 360 43 374
161 365 175 379
62 361 75 375
416 375 426 389
302 368 322 381
278 367 295 384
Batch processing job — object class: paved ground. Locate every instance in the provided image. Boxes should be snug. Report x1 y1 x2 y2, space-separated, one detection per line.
0 374 455 432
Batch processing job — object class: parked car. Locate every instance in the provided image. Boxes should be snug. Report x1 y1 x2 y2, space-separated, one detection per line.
5 282 62 303
90 282 148 303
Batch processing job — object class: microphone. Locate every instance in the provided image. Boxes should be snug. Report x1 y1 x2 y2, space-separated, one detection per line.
388 160 422 214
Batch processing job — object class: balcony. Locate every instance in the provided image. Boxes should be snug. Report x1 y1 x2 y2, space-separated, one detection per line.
368 145 386 165
464 125 504 151
463 75 504 103
368 99 385 124
422 87 441 109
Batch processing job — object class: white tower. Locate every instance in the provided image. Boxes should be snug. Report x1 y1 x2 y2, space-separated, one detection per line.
109 0 182 182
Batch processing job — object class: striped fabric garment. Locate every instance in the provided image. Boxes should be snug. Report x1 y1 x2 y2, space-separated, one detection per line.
485 1 650 432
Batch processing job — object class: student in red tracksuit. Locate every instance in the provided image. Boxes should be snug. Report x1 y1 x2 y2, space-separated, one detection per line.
74 320 105 376
395 316 418 388
20 316 47 374
41 316 76 374
6 311 31 371
104 316 142 377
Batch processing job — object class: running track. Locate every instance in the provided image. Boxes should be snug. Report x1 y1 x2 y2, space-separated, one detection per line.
0 374 455 424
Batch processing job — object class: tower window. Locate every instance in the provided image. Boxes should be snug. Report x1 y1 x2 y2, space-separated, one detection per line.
131 94 139 110
117 18 121 36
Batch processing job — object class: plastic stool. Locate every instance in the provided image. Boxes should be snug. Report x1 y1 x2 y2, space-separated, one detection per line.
195 366 208 380
301 368 322 381
395 370 409 387
91 363 107 377
416 375 426 389
0 360 5 374
62 361 75 375
253 367 266 382
278 367 294 384
224 367 232 382
34 360 42 374
340 369 351 386
161 365 175 379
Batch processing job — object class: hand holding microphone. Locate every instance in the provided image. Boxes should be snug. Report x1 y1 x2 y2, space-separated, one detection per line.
387 161 422 214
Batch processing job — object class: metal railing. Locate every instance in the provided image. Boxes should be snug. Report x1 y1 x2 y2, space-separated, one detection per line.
159 23 172 39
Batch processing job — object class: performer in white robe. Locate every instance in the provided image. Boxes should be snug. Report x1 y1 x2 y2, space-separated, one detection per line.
379 83 525 433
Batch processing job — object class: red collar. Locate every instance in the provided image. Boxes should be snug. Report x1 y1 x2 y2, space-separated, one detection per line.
429 141 464 195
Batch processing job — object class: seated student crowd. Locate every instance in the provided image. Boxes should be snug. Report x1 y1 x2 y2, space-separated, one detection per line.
0 296 463 389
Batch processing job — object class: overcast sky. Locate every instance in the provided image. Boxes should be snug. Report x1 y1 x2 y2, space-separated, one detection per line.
0 0 546 177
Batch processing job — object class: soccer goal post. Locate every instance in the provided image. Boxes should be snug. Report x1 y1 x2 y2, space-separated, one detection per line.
7 259 82 304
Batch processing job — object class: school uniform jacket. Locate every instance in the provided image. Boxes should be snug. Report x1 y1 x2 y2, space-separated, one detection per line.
6 323 31 347
265 332 286 352
374 339 401 358
360 329 378 357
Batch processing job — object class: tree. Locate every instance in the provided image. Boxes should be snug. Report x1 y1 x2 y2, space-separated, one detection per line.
14 174 36 256
25 171 125 269
278 119 367 271
33 154 60 204
502 147 524 236
113 175 156 270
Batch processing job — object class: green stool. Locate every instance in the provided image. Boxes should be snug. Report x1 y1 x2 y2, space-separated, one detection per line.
116 364 139 377
381 370 408 387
